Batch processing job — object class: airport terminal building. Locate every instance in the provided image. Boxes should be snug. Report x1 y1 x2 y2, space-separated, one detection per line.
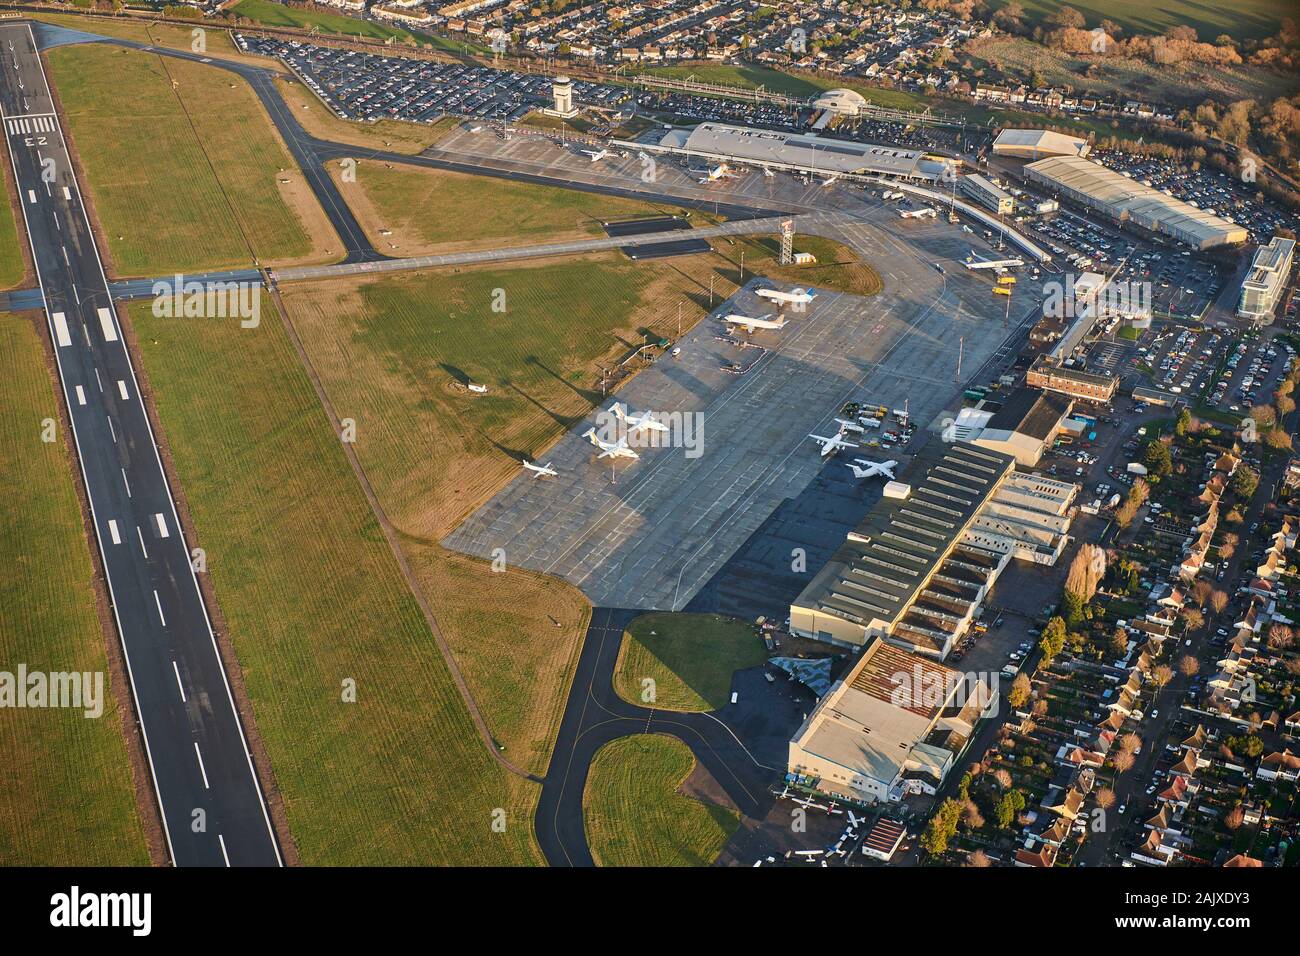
643 121 946 182
1022 155 1248 250
1238 235 1296 322
788 442 1076 659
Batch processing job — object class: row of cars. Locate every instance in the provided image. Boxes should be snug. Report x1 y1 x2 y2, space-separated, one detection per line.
236 35 628 124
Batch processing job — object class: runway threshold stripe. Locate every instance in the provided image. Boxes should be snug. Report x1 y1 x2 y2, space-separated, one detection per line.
107 519 121 545
62 186 70 200
74 384 85 405
155 513 169 538
97 307 118 342
117 380 129 401
50 311 70 347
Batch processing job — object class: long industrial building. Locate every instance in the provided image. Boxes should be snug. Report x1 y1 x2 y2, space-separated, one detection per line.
992 127 1091 160
1022 155 1248 250
642 121 946 182
788 442 1076 658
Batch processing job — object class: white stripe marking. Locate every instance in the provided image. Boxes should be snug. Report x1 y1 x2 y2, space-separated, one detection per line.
74 384 85 405
193 742 208 788
218 834 230 867
137 525 148 559
51 311 70 347
154 589 166 626
106 416 116 443
98 307 118 343
117 380 129 401
26 188 34 203
107 519 121 544
173 661 186 703
155 513 169 538
121 468 131 498
62 186 70 200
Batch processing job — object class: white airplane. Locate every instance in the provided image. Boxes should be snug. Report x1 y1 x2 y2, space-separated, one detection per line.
821 174 839 187
698 162 732 183
834 417 866 435
899 206 937 220
845 458 898 480
723 312 787 332
582 427 640 460
809 432 859 457
756 287 817 306
522 460 558 478
847 810 864 829
762 167 775 178
580 148 609 162
612 402 668 435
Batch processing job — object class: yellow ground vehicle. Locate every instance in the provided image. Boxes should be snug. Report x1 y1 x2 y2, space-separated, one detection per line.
993 286 1011 297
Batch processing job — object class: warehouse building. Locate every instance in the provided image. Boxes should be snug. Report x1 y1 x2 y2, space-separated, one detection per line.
959 173 1015 216
789 442 1075 657
788 639 997 804
1022 155 1248 250
993 128 1091 160
950 387 1075 466
643 122 945 182
1238 235 1296 322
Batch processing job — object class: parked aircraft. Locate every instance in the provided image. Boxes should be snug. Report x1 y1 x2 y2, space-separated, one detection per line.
612 402 668 434
580 148 609 162
522 460 558 478
845 458 898 480
809 432 859 457
756 287 817 305
723 312 787 332
582 428 640 460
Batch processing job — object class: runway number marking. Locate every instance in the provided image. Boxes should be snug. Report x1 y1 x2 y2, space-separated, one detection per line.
50 310 70 347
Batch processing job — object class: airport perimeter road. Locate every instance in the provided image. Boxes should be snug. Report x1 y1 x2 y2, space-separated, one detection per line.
0 21 280 866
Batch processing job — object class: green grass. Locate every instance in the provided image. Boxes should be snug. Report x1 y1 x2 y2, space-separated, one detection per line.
583 734 740 866
984 0 1288 41
613 612 766 712
47 44 332 275
0 156 25 290
0 315 149 865
334 160 716 256
231 0 427 42
128 298 542 864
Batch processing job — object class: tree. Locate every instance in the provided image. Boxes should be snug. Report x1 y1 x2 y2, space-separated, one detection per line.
960 798 985 830
1112 751 1135 773
1268 624 1294 650
967 848 992 867
1175 407 1193 436
1178 654 1201 677
1226 734 1265 758
1211 590 1229 615
1153 664 1174 687
1096 787 1116 809
1046 5 1085 29
1224 806 1245 830
993 789 1026 829
1143 439 1172 479
1007 673 1032 709
1231 464 1259 501
1119 732 1143 754
1193 579 1214 607
1039 616 1067 663
921 799 963 856
1182 608 1205 633
1109 627 1129 658
1249 404 1277 428
993 768 1012 790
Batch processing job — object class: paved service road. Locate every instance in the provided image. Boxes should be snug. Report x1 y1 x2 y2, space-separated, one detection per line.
0 20 281 866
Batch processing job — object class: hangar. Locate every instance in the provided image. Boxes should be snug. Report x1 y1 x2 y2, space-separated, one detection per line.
993 127 1091 160
951 387 1075 466
1022 155 1248 250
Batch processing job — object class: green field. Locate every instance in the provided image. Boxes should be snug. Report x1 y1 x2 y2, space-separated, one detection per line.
984 0 1288 41
230 0 427 42
47 44 336 276
584 734 740 866
0 153 25 290
332 160 719 257
275 252 734 772
0 315 149 866
127 298 542 864
614 613 766 712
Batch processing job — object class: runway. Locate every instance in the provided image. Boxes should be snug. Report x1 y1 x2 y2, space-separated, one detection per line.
0 20 281 866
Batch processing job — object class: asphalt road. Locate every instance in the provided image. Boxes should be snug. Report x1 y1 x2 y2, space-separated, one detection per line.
1 21 280 866
534 607 776 866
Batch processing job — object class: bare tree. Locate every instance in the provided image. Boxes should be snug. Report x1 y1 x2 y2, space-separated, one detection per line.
1268 624 1294 650
1194 580 1214 607
1178 654 1201 677
967 848 992 867
1096 787 1116 810
1153 664 1174 687
1119 732 1143 755
1225 806 1245 831
1112 751 1135 773
1211 590 1229 616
